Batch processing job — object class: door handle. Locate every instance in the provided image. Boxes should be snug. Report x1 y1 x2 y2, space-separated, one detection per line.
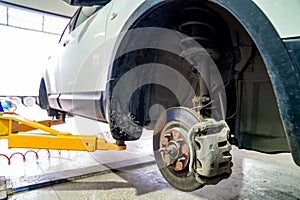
63 39 69 47
110 12 118 20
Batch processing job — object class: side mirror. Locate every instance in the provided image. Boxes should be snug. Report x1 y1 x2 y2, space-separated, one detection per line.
63 0 111 6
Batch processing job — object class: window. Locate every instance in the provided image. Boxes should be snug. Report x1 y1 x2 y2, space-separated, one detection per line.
8 7 43 31
74 6 100 29
0 4 7 24
0 2 70 35
43 15 70 34
58 6 100 43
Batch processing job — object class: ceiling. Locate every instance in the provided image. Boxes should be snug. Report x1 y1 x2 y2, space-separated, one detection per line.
1 0 78 17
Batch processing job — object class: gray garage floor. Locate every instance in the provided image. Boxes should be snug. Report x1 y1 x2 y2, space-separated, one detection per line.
1 105 300 200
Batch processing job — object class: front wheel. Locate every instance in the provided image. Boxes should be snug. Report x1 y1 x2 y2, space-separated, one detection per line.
153 107 203 191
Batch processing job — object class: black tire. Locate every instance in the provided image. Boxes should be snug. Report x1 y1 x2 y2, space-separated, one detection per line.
153 107 203 192
38 79 49 109
38 79 65 119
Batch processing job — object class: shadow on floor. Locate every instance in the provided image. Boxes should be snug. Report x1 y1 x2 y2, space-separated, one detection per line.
50 151 246 199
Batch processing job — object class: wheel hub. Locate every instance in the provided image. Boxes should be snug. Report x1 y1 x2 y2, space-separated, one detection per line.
160 127 189 171
166 141 180 160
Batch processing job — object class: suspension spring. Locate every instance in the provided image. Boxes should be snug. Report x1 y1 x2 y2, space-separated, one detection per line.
178 7 221 61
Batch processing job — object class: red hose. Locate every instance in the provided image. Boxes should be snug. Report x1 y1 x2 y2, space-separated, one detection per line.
0 149 51 165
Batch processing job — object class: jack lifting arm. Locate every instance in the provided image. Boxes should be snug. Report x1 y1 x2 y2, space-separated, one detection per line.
0 112 126 152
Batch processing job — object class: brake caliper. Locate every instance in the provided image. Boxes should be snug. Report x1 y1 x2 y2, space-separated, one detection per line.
188 119 232 185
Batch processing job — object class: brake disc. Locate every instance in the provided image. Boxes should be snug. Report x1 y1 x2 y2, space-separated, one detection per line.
153 107 232 191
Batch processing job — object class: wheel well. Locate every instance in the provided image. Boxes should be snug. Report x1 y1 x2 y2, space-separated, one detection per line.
109 0 288 152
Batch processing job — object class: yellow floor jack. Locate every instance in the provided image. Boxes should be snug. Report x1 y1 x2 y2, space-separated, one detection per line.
0 112 126 151
0 111 126 199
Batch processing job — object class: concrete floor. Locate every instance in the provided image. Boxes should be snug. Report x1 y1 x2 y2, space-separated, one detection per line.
1 105 300 199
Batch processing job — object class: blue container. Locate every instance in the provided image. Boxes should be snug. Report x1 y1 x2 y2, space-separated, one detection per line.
0 102 3 112
2 101 9 110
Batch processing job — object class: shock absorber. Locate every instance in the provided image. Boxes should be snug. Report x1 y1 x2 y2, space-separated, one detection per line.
178 6 223 117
